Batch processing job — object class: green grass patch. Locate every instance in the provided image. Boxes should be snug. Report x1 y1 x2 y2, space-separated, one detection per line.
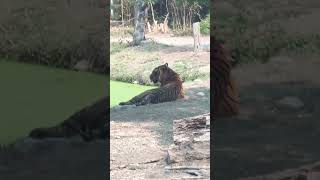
200 14 210 35
110 80 155 107
0 60 106 145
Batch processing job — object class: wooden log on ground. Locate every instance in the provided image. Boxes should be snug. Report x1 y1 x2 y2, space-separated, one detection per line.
165 113 210 179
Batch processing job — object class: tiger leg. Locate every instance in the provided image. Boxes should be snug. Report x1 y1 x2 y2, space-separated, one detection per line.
137 94 154 106
119 101 133 105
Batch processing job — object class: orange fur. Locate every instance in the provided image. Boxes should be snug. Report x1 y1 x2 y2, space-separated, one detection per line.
212 38 239 117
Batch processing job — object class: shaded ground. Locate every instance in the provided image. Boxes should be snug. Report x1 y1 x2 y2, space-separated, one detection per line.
0 138 106 180
214 55 320 180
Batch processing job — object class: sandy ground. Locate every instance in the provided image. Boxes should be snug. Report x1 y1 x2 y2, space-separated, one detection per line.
111 33 210 50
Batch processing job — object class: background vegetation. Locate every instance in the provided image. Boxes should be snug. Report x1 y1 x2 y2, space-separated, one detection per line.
213 0 320 65
111 0 209 36
0 0 108 73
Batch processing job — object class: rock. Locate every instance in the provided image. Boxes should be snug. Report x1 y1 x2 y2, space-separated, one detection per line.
127 164 143 170
269 56 292 64
196 92 205 96
73 60 90 71
194 79 202 82
133 81 138 84
276 96 304 109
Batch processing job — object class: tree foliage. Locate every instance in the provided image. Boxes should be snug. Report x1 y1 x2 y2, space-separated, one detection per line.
112 0 209 32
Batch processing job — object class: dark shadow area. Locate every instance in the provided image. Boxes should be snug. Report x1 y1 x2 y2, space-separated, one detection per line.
213 81 320 180
0 140 106 180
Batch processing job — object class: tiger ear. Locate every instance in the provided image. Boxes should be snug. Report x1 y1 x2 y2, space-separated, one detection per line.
164 63 168 67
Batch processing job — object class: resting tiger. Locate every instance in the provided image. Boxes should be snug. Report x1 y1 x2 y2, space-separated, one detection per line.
119 63 184 106
212 37 240 117
29 97 108 141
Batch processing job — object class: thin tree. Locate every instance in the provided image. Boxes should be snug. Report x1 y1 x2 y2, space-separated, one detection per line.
132 0 147 46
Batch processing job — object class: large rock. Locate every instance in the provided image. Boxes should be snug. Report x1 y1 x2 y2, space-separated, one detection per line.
276 96 305 109
73 60 90 72
165 113 210 179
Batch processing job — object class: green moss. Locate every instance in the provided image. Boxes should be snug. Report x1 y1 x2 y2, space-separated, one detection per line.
110 80 155 107
0 60 106 145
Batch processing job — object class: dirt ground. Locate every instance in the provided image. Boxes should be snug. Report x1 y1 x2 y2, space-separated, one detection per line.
110 80 210 179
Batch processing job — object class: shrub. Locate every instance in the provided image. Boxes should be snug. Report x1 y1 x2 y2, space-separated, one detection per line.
0 0 108 73
200 14 210 35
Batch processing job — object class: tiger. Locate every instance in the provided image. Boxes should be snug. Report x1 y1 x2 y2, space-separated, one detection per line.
212 37 240 117
119 63 184 106
29 97 108 141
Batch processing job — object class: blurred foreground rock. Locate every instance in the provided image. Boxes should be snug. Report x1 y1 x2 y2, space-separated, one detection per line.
165 113 210 179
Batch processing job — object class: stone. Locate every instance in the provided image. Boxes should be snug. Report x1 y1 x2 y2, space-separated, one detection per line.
196 92 205 96
276 96 305 109
269 56 293 64
73 60 90 71
127 164 143 170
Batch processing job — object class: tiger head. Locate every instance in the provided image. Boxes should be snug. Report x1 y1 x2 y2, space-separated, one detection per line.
150 63 177 84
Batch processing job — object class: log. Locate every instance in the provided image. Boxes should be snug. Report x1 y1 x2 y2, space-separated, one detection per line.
165 113 210 179
173 113 210 145
193 22 201 52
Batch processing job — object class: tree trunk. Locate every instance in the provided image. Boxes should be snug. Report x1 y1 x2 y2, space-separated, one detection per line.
121 0 124 26
149 2 158 32
132 0 146 46
110 0 113 17
183 2 186 30
163 13 169 33
193 22 201 52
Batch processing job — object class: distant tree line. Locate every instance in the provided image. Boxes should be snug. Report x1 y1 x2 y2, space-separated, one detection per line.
111 0 209 31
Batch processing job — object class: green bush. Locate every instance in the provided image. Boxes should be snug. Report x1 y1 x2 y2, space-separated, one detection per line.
200 14 210 35
213 3 320 65
0 0 108 73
